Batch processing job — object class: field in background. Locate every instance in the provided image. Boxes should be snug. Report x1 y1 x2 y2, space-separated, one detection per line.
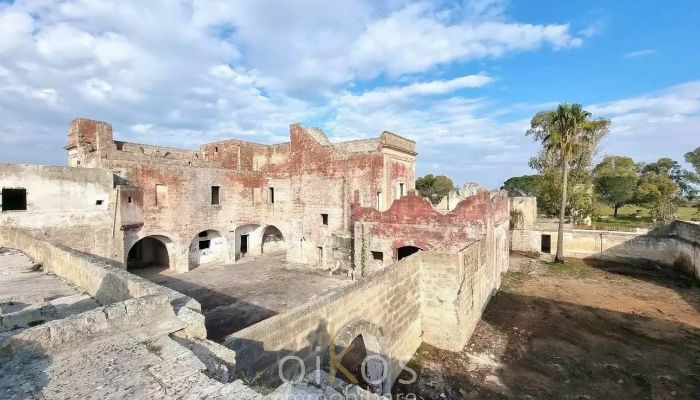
592 204 698 228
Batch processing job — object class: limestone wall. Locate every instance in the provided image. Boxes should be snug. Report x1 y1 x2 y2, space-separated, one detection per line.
0 163 116 258
225 242 508 393
511 220 700 278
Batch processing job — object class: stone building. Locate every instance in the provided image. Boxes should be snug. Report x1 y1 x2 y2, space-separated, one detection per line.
58 117 417 273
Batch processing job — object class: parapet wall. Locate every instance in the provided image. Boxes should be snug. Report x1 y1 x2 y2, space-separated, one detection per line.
0 228 207 356
225 240 508 393
511 220 700 278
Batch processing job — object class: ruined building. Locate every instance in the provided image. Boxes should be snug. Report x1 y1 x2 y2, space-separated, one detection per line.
1 118 510 398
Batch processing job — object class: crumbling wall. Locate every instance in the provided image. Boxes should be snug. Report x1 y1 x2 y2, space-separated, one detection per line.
353 190 509 274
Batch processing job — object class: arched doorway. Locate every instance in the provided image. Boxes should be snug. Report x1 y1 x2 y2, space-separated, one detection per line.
126 235 173 270
338 334 387 394
396 245 421 260
189 230 227 269
261 225 285 254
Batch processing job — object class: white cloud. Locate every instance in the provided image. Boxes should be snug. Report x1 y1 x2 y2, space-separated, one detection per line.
623 49 656 58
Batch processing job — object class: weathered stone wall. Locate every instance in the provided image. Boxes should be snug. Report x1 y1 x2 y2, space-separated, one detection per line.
511 220 700 279
66 118 417 273
509 196 537 229
224 255 423 393
353 190 509 274
0 228 210 358
0 163 118 259
225 241 508 393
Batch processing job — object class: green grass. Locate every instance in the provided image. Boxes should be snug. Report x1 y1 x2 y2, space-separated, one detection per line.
546 259 596 278
592 204 699 228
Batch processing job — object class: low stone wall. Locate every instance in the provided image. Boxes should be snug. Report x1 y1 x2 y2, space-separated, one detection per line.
225 240 508 393
511 220 700 278
0 227 207 352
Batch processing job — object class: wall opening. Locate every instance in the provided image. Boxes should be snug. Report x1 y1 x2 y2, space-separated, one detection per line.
541 234 551 253
95 199 103 205
240 234 249 254
127 236 171 270
262 225 285 254
376 192 382 210
1 188 27 211
371 251 383 261
321 213 329 226
397 246 421 260
338 335 384 393
189 230 227 269
211 186 220 205
317 246 324 267
399 182 405 197
269 187 275 203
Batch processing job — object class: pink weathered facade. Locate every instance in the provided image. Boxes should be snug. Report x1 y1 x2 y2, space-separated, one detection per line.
65 118 416 272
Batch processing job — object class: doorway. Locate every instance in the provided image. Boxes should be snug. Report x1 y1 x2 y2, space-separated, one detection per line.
541 234 551 253
241 234 249 254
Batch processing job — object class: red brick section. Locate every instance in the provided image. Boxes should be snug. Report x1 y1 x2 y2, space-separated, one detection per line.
353 190 509 252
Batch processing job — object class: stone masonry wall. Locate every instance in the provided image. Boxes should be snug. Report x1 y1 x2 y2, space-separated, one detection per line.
0 163 118 259
224 241 508 393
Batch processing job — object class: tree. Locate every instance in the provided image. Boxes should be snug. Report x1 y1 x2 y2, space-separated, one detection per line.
526 103 610 262
415 174 455 205
635 172 680 224
501 175 541 197
685 147 700 174
593 156 639 217
642 157 697 200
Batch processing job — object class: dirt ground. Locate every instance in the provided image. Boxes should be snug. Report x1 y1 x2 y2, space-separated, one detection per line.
393 254 700 399
132 251 351 342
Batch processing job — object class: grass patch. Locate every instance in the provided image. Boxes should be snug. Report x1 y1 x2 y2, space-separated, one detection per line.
546 259 596 278
146 343 162 357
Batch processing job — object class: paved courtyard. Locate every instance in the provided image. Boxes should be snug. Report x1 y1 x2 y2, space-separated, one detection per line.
133 251 352 342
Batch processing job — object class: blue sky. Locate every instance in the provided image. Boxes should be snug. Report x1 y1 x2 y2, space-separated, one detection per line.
0 0 698 188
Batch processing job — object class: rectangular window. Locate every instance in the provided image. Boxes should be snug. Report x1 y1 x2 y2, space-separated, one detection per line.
317 246 323 266
95 199 103 205
211 186 220 205
371 251 383 261
127 196 132 204
376 191 382 210
399 182 405 197
1 188 27 211
155 184 168 206
321 213 328 226
541 234 552 253
199 240 211 250
269 187 275 203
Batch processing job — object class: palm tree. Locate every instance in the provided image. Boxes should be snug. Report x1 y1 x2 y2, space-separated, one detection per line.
527 103 609 262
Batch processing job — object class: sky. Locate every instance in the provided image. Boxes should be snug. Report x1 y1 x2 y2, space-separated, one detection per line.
0 0 698 188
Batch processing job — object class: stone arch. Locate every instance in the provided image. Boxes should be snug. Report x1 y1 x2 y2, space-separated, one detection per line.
126 235 174 271
334 320 389 394
188 229 228 269
234 224 264 261
261 225 285 254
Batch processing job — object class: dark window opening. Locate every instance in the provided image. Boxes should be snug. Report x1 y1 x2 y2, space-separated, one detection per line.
317 246 323 266
371 251 383 261
211 186 220 205
95 199 103 205
321 213 328 225
1 188 27 211
269 187 275 203
199 231 207 238
127 196 132 204
397 246 420 260
214 146 219 152
399 182 405 197
541 234 551 253
199 240 211 250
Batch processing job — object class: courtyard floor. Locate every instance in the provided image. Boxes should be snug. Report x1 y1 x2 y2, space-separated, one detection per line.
394 253 700 399
132 251 352 342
